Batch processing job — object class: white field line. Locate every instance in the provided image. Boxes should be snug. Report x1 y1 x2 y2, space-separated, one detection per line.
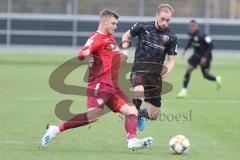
0 140 39 144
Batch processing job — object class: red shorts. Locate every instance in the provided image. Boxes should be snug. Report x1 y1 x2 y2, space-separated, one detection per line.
87 83 130 112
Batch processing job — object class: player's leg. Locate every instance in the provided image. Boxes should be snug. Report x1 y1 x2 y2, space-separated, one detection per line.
182 65 194 93
136 73 162 130
130 72 146 130
40 106 106 148
106 91 139 140
200 58 222 90
41 83 111 148
136 96 161 122
177 55 198 98
135 97 161 131
143 97 161 120
132 85 145 130
58 107 108 132
120 103 153 151
106 90 153 151
131 72 144 110
57 84 112 132
133 85 144 109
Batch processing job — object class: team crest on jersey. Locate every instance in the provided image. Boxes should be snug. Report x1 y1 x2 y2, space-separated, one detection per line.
194 36 199 41
104 43 117 52
110 44 116 49
163 35 169 43
110 44 118 51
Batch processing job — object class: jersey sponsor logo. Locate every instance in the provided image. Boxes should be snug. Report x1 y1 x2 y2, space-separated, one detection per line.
145 30 150 35
142 40 165 50
104 38 111 42
163 35 169 43
191 42 200 47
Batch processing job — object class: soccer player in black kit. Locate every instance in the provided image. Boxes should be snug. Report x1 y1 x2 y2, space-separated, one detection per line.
177 20 222 98
122 4 177 130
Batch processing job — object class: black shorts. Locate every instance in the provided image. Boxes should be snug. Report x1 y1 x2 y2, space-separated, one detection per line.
130 71 162 106
188 54 212 68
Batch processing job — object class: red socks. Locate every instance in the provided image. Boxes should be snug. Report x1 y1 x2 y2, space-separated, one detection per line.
124 114 137 139
58 112 137 140
58 112 89 132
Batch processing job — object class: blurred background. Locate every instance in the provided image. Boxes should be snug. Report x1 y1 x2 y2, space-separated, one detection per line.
0 0 240 51
1 0 240 17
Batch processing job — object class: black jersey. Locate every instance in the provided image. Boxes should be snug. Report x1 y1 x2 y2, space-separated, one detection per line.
130 21 177 73
185 30 213 59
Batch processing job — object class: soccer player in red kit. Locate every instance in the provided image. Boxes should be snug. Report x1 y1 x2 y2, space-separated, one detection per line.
40 9 153 151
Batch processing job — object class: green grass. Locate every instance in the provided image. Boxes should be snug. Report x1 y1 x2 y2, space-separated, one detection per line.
0 53 239 160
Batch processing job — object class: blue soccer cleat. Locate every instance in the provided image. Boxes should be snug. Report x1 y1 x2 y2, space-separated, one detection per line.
138 117 145 131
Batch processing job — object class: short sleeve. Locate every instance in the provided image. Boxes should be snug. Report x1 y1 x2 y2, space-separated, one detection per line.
82 37 98 55
167 35 178 55
129 23 143 37
78 34 99 59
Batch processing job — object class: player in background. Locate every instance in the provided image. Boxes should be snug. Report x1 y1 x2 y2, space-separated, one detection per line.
40 9 153 151
122 4 177 131
177 20 222 98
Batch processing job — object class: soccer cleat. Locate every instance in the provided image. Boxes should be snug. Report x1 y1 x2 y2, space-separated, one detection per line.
128 137 153 151
40 125 60 148
216 76 222 90
177 91 187 98
138 117 145 131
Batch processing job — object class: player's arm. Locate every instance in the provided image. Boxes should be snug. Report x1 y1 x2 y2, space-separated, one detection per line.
162 35 177 78
121 23 143 57
203 35 213 59
121 30 132 60
78 37 97 60
161 55 175 78
182 36 191 56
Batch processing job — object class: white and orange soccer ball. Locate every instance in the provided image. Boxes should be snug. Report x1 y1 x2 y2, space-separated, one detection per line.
169 135 190 154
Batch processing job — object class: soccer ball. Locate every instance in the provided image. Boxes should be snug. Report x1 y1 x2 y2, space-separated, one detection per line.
169 135 190 154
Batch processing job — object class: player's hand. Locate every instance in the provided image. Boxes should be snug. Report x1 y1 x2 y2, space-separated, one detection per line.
78 48 91 60
200 57 207 66
161 67 170 79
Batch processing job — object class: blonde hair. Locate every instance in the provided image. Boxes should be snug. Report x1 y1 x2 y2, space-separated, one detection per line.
157 4 174 15
99 9 119 22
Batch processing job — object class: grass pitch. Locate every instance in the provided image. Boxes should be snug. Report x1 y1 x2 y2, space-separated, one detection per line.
0 52 239 160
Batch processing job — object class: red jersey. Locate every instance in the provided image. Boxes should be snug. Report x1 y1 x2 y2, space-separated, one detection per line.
78 31 122 87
